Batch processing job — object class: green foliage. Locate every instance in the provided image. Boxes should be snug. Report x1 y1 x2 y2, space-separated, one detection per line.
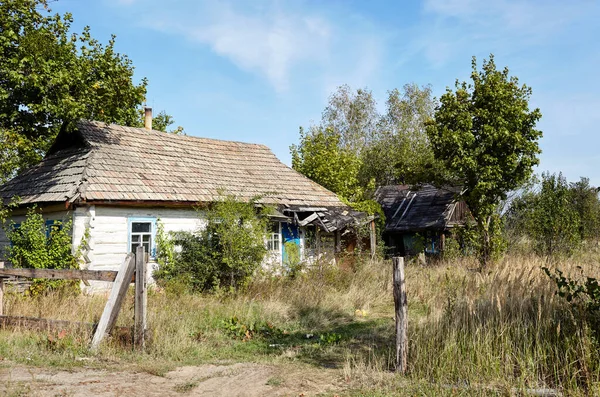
506 172 586 257
291 126 366 202
543 267 600 338
569 177 600 242
154 195 270 292
221 316 284 341
292 83 439 198
530 173 581 256
360 84 441 186
319 332 343 345
282 241 302 278
445 217 505 260
5 207 79 295
140 110 185 134
0 0 148 182
426 55 542 266
291 83 441 231
154 220 176 279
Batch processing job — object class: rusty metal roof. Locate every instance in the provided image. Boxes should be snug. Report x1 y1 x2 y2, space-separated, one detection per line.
0 120 346 208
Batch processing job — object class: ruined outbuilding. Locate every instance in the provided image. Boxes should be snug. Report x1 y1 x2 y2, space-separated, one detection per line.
375 184 469 256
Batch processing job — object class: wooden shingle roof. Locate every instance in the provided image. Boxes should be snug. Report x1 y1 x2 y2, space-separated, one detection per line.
0 120 346 208
375 184 466 232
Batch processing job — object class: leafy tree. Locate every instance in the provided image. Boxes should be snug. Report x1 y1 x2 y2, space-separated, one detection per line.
291 83 438 227
569 177 600 242
505 174 600 255
321 84 378 155
529 173 580 256
291 126 366 202
0 0 147 182
426 55 542 266
360 84 438 186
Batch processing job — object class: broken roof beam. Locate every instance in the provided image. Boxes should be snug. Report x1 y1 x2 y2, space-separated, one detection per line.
298 212 319 226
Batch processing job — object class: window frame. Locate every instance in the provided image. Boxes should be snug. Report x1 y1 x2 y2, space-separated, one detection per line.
127 217 157 258
267 221 281 253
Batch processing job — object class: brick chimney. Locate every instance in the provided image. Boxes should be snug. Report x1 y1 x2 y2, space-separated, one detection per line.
144 107 152 130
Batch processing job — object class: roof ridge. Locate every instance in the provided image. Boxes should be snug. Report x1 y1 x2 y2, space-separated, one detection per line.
78 120 272 150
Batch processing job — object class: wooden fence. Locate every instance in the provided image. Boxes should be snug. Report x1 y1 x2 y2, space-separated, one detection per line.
393 256 408 374
0 245 148 350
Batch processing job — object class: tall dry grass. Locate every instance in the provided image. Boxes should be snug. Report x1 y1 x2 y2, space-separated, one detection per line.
1 253 598 394
406 255 600 393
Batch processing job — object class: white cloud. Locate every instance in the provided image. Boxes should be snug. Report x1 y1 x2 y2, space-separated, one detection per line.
182 4 331 92
417 0 593 67
136 1 383 93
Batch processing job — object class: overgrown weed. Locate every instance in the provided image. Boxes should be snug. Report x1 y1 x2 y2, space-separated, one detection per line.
1 253 599 394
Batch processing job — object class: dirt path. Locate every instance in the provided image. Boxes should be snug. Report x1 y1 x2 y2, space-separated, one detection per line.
1 362 346 396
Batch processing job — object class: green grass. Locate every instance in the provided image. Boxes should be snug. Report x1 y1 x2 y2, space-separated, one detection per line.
1 253 599 395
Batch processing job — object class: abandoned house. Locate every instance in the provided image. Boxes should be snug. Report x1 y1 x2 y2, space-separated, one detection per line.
375 184 469 257
0 113 369 287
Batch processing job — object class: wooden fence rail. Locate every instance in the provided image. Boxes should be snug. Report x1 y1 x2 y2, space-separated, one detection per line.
0 268 120 282
0 246 147 350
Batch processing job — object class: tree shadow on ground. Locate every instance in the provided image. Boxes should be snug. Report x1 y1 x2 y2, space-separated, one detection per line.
254 305 395 370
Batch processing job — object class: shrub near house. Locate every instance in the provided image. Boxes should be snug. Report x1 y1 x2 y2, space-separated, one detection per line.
5 207 79 294
154 196 270 292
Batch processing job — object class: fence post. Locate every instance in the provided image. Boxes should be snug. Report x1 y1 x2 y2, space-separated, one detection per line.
0 262 4 316
370 220 377 259
134 246 147 349
393 256 408 374
91 253 136 350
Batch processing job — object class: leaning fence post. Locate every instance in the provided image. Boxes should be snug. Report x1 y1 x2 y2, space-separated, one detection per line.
393 256 408 374
91 253 135 350
134 246 147 349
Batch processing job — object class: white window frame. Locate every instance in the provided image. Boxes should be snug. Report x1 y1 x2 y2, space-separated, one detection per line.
128 217 157 257
267 221 281 253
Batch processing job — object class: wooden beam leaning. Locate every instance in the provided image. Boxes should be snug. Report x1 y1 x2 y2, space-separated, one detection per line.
0 268 119 282
392 257 408 374
134 246 147 349
91 253 136 350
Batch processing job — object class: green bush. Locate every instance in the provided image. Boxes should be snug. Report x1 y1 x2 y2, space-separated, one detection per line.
5 207 79 295
282 241 302 278
155 195 270 292
543 267 600 338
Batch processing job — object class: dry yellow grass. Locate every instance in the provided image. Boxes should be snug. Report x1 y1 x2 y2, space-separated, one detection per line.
1 253 599 395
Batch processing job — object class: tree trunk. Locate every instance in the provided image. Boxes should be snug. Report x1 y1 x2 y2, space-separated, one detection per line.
478 217 492 269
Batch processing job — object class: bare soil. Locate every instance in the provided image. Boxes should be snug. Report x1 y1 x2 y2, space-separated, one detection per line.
0 362 346 396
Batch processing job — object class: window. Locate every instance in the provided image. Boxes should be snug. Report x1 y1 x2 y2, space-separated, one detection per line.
267 222 280 252
45 220 62 239
128 218 156 256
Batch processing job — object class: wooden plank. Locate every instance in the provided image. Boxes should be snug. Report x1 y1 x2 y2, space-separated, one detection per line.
0 268 119 282
134 246 147 349
370 220 377 259
0 262 4 316
393 257 408 374
298 213 318 226
91 253 135 350
0 315 132 338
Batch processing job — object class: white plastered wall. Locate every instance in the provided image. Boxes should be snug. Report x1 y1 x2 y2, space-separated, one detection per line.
72 205 207 290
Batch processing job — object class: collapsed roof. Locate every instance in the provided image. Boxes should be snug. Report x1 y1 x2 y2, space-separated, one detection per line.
375 184 468 233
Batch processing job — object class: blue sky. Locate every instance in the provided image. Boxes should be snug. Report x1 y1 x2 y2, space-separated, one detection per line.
52 0 600 185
